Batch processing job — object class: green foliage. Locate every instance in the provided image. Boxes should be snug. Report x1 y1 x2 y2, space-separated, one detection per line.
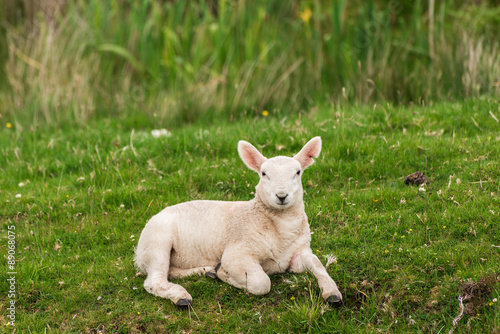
1 99 499 332
1 0 499 126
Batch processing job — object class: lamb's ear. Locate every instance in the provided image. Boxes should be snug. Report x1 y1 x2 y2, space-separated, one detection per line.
293 136 322 169
238 141 267 173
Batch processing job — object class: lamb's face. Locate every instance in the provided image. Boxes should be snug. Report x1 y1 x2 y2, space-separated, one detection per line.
238 137 321 210
258 157 303 210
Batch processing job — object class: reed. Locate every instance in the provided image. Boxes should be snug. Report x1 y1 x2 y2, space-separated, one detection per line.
1 0 499 126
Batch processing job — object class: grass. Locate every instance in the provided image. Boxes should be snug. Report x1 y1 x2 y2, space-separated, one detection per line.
1 98 499 333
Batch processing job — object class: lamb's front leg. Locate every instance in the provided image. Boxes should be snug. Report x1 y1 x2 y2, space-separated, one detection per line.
290 248 343 306
216 250 271 296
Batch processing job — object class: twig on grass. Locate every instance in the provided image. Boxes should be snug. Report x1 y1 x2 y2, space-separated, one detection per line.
217 300 223 314
141 199 154 218
449 296 465 334
188 304 200 321
470 117 483 131
325 254 337 268
489 110 499 122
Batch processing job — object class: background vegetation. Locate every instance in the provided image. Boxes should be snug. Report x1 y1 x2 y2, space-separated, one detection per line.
1 0 499 126
0 0 499 333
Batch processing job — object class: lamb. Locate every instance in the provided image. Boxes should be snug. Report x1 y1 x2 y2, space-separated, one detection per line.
134 137 343 307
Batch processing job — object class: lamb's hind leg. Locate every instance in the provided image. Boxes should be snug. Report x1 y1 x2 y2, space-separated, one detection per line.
135 221 193 306
144 270 193 306
169 266 216 279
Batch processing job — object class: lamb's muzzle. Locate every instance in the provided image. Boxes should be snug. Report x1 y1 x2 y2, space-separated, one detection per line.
276 193 288 205
134 136 343 307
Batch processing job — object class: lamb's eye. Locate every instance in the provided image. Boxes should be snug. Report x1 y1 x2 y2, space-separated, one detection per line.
262 172 266 176
296 170 301 175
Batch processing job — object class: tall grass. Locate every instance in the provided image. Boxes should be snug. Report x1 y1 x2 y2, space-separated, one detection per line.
1 0 499 126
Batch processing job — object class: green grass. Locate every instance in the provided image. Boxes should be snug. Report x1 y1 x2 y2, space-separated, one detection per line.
1 98 499 333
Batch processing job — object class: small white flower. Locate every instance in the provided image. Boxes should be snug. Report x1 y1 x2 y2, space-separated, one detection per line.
77 176 85 183
15 194 21 198
18 182 25 187
437 190 442 196
120 204 125 208
419 185 426 192
133 286 138 290
493 298 497 303
400 198 406 204
456 178 461 185
151 129 172 138
97 296 102 301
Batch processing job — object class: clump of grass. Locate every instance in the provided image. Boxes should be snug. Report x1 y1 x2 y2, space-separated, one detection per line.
284 285 327 332
2 10 102 126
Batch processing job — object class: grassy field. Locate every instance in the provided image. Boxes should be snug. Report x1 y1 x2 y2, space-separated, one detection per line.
1 98 499 333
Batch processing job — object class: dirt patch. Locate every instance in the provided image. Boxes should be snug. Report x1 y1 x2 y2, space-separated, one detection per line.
458 275 498 315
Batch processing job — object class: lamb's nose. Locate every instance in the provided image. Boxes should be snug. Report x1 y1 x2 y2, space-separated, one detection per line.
276 194 288 204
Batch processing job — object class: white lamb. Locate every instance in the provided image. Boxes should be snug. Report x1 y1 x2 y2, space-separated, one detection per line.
134 137 343 307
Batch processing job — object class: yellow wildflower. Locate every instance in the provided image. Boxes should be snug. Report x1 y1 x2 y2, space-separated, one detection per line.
300 8 312 23
6 122 12 128
290 296 295 300
261 110 269 117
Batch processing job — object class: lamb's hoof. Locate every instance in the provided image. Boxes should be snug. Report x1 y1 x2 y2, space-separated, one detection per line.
326 295 343 307
206 271 217 279
176 298 192 307
207 263 222 280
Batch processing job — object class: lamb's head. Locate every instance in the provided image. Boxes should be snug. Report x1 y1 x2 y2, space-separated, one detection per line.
238 137 322 210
